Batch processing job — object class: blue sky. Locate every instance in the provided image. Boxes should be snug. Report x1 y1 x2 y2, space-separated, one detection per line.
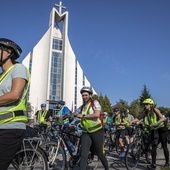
1 0 170 107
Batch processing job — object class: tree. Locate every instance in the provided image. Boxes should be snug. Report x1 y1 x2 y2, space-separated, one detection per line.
158 107 170 117
115 99 129 112
139 84 152 106
92 93 112 116
129 99 142 118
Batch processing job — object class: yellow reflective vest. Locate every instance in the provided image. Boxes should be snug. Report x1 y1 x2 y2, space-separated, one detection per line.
144 112 164 130
80 101 102 133
0 65 30 124
37 110 48 123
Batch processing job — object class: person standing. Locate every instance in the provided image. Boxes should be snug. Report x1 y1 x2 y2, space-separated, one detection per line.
114 107 126 157
124 109 134 144
132 98 169 169
0 38 30 169
34 103 52 124
75 86 109 170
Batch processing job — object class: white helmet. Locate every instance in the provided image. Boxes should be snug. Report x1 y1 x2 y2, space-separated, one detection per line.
103 112 108 116
80 86 93 94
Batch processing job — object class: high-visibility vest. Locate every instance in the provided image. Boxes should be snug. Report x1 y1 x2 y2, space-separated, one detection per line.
115 116 125 130
0 65 30 124
144 113 164 130
80 102 102 133
57 106 69 125
124 114 133 126
37 110 48 123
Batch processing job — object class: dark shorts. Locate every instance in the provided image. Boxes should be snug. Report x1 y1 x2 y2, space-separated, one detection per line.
125 126 134 137
117 129 126 138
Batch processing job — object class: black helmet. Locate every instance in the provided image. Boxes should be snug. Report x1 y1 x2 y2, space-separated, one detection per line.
80 86 93 94
112 107 120 113
0 38 22 59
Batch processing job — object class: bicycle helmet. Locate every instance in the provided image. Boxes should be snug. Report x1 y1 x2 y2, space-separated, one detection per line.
103 112 108 116
142 98 154 105
57 100 65 105
80 86 93 94
112 107 120 113
124 109 129 115
0 38 22 59
40 103 46 107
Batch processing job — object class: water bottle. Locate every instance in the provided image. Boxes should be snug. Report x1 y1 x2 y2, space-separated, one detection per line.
67 141 75 153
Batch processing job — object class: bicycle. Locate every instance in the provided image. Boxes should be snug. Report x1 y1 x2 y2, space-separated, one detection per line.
125 123 151 170
104 123 128 156
9 137 48 170
33 122 52 142
40 114 99 170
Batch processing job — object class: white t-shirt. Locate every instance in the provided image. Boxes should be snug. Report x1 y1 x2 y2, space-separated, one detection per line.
76 100 101 114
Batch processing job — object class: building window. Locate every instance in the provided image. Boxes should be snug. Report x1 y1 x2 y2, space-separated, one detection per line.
52 38 62 51
49 51 63 101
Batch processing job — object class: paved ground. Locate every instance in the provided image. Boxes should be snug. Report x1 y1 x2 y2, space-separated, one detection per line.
8 144 169 170
93 144 169 170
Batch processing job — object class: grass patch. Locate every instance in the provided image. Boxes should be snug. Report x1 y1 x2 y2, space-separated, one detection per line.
160 167 170 170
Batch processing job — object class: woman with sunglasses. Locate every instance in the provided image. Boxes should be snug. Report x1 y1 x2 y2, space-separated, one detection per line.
132 98 169 170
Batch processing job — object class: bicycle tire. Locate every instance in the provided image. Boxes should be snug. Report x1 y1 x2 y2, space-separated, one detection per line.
40 140 66 170
108 131 116 151
10 146 48 170
125 142 141 170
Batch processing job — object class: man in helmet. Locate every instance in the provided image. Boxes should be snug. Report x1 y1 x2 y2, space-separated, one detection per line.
56 100 72 126
34 103 52 124
132 98 169 169
0 38 30 169
75 86 109 170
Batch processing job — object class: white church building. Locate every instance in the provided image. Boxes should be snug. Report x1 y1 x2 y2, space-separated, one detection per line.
22 1 96 116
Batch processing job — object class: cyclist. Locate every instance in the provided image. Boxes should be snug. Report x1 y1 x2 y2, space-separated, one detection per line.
132 98 169 169
56 100 72 154
124 109 134 144
113 107 127 157
56 100 72 126
34 103 52 124
100 112 111 137
75 86 109 170
0 38 30 169
103 112 112 132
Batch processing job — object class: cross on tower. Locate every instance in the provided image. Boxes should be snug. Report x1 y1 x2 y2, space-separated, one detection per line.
55 1 66 14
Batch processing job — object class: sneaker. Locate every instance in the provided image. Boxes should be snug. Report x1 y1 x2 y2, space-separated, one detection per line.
147 164 156 170
119 152 125 158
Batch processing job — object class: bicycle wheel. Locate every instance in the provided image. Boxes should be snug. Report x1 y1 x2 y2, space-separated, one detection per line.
40 140 66 170
125 142 141 170
10 147 48 170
